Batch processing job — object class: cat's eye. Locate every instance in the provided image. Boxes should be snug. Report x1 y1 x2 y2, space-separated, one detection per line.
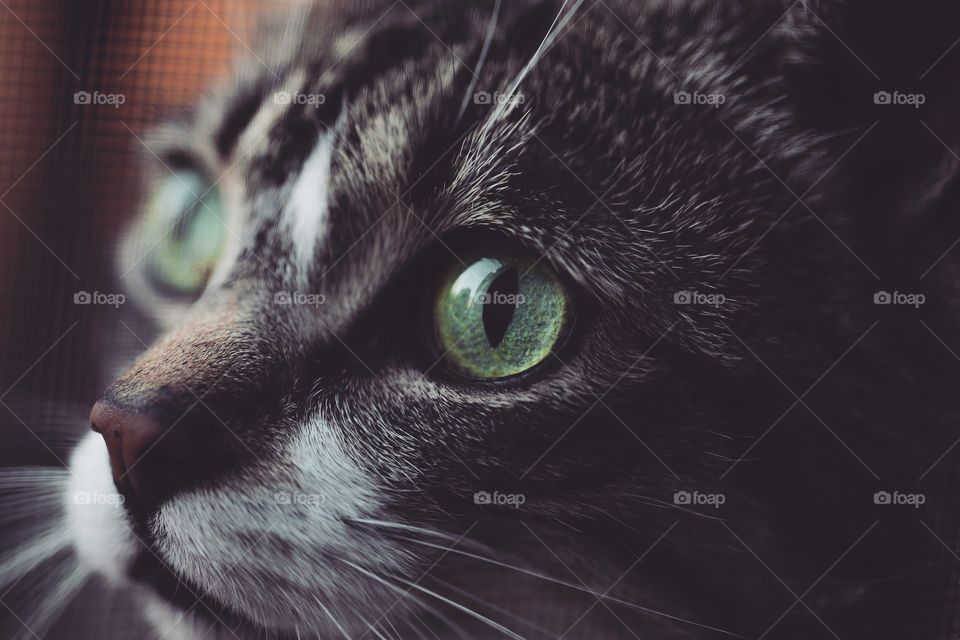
434 251 571 379
142 169 227 296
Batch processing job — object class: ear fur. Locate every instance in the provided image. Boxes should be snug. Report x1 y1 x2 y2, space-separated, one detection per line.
777 0 960 224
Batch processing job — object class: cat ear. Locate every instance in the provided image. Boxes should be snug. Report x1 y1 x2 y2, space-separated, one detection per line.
779 0 960 221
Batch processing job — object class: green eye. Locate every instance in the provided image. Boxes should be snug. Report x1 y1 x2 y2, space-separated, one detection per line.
143 170 227 296
434 250 571 379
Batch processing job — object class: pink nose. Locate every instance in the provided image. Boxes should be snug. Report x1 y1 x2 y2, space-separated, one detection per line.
90 400 180 513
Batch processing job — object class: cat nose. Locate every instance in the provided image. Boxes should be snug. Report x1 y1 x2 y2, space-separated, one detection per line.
90 399 204 514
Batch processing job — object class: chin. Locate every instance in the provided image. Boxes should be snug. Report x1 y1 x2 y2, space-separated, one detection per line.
63 431 408 640
65 433 209 640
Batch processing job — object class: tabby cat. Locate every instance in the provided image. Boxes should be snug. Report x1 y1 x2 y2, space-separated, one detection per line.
17 0 960 637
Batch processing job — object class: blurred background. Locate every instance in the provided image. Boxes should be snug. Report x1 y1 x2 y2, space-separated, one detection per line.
0 1 259 636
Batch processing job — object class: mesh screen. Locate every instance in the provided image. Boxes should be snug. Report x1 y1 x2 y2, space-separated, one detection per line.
0 2 259 637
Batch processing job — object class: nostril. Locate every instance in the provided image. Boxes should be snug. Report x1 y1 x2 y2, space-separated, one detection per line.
89 399 168 512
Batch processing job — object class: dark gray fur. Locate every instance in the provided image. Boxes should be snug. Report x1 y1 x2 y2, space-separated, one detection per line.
103 0 960 637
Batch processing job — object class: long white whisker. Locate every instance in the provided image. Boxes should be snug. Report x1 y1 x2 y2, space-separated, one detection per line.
394 599 427 640
0 494 66 520
352 606 391 640
455 0 502 125
478 0 586 139
429 575 552 637
0 528 71 592
0 468 71 531
314 596 352 640
399 537 744 638
339 559 527 640
385 613 404 640
400 599 435 640
11 558 89 640
0 467 70 489
346 517 490 551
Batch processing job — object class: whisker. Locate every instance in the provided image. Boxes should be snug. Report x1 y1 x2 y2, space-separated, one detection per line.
391 599 426 640
0 527 71 591
9 557 89 640
1 399 89 451
478 0 586 138
0 494 66 522
382 611 403 640
429 575 553 637
405 605 452 640
0 468 70 532
351 607 391 640
454 0 502 125
346 517 491 551
0 467 70 489
314 595 352 640
338 558 527 640
398 537 745 638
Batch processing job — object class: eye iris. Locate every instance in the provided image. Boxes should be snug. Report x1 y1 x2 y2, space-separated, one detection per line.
435 253 570 379
144 170 227 296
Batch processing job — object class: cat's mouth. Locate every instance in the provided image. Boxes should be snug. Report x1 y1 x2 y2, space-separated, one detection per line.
68 429 400 639
68 432 301 638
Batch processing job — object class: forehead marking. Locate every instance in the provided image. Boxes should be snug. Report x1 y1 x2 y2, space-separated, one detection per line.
283 118 340 278
234 69 306 162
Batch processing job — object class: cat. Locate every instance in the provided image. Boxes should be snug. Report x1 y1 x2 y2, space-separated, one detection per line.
8 0 960 638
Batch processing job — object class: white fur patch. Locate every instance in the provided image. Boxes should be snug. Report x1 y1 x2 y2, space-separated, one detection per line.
150 411 411 636
283 125 338 276
65 432 139 585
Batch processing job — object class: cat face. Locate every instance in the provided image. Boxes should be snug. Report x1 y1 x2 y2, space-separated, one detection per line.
67 0 960 638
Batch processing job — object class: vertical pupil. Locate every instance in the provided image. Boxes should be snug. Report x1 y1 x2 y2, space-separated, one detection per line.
482 266 519 348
